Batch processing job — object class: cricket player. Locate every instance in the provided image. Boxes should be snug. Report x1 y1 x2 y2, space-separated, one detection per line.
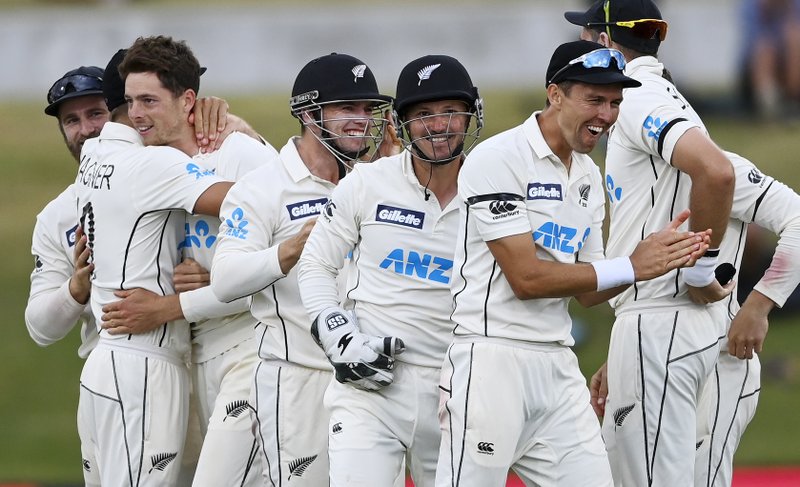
296 54 483 487
590 151 800 487
95 38 278 487
26 66 107 359
564 1 738 485
74 46 232 486
436 40 710 487
211 53 392 485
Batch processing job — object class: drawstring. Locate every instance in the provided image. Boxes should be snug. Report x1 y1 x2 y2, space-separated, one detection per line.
423 164 433 201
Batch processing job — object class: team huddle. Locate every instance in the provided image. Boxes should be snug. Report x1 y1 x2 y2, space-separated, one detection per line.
25 1 800 486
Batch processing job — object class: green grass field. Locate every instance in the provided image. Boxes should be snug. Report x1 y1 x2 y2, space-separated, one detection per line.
1 91 799 482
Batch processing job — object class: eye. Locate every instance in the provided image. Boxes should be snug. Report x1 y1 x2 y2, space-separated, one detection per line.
62 117 78 126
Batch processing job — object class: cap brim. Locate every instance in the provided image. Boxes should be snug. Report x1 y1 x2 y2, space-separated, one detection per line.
44 89 104 116
559 71 641 88
564 11 589 26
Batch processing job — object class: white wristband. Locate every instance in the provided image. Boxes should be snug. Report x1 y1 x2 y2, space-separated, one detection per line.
682 250 719 287
591 257 635 292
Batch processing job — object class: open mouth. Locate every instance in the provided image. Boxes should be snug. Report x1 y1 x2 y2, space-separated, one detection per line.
587 125 603 136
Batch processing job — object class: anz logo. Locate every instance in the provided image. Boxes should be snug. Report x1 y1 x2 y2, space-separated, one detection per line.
533 222 591 254
606 174 623 202
180 220 217 249
222 207 249 240
379 248 452 284
186 162 216 180
643 115 669 140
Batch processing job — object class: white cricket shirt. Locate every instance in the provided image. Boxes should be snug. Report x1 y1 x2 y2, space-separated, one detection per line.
180 132 278 363
27 184 97 358
297 151 461 367
75 122 222 360
451 112 606 344
605 56 706 309
211 137 335 370
714 152 800 322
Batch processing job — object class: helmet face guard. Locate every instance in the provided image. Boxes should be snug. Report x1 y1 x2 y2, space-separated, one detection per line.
290 53 393 169
396 98 483 165
393 55 483 165
292 96 391 167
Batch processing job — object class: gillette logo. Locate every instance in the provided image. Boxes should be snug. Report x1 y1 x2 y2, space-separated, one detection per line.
376 205 424 229
287 198 328 220
527 183 563 201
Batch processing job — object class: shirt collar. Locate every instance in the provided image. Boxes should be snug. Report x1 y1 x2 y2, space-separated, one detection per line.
99 122 143 145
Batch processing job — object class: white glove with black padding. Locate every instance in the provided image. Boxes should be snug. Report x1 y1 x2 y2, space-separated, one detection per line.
311 306 405 391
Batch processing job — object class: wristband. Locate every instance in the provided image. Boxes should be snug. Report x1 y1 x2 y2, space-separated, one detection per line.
591 257 635 292
682 248 720 287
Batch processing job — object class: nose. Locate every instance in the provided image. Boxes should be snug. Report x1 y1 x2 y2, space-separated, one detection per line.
428 114 450 134
79 117 100 137
127 100 141 120
597 102 616 124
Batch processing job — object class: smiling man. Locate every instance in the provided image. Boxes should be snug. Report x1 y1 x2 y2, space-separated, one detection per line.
432 40 710 487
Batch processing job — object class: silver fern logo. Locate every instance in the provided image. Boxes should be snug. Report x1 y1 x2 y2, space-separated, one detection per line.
352 64 366 82
288 455 318 480
417 64 441 86
613 404 635 430
223 399 251 422
149 452 178 473
578 184 591 207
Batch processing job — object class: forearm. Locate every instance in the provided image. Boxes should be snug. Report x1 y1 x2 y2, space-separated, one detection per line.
297 255 343 321
25 280 88 346
689 173 734 247
754 214 800 307
179 285 251 323
211 245 284 302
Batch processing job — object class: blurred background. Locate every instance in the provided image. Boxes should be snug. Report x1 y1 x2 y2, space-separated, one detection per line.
1 0 799 484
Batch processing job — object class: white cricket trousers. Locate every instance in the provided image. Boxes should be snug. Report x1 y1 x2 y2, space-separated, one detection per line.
602 306 720 487
191 338 261 487
695 347 760 487
78 344 189 487
252 359 332 486
436 338 613 487
325 362 441 487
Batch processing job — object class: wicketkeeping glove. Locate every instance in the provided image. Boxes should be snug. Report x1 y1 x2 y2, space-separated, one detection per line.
311 307 405 391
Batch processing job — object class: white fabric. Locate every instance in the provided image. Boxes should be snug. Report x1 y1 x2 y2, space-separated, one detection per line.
251 360 332 486
298 151 461 367
451 112 605 343
74 122 222 358
78 345 190 487
191 338 262 487
26 184 97 358
605 56 704 308
212 137 336 370
326 363 441 487
182 132 277 362
591 256 635 291
436 340 612 487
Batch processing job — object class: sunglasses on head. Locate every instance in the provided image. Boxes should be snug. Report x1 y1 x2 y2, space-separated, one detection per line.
47 74 104 105
589 0 668 42
548 48 626 86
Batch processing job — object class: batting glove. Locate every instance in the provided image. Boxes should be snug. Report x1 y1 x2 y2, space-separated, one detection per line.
311 307 405 391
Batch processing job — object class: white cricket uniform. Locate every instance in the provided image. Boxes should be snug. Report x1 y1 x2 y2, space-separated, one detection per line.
437 113 612 487
601 55 724 487
297 151 458 487
695 153 800 487
27 183 97 358
74 122 222 487
211 137 335 486
178 132 277 487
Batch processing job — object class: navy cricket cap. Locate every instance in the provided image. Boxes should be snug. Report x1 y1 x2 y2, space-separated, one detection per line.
546 40 641 88
103 49 127 112
394 54 479 115
44 66 105 117
564 0 664 55
289 53 392 116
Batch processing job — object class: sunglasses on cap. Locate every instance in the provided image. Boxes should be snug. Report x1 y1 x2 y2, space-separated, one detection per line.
588 0 668 42
548 48 627 86
46 73 104 105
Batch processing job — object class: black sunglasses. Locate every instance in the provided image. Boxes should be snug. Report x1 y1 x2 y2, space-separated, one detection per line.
47 74 104 105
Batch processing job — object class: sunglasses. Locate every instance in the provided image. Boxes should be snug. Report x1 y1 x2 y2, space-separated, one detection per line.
47 73 104 105
588 0 668 42
548 48 627 85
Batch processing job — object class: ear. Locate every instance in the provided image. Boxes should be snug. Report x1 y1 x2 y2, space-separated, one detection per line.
182 89 197 116
597 32 612 48
546 84 562 108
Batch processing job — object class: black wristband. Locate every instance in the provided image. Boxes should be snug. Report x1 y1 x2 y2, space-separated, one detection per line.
704 248 720 258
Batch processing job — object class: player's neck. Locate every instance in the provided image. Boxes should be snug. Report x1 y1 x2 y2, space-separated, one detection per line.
412 157 460 208
170 126 201 157
296 136 341 184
